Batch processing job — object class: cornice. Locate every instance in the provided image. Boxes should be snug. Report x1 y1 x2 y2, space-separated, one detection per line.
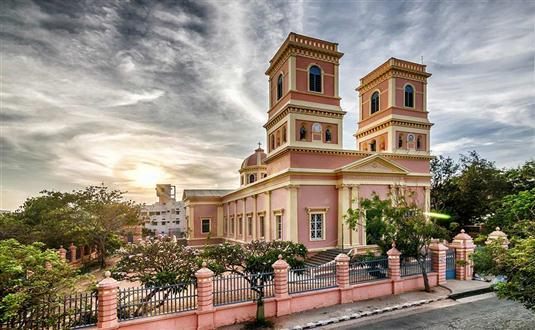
356 119 433 138
264 104 346 130
357 58 431 94
266 35 343 76
265 146 434 164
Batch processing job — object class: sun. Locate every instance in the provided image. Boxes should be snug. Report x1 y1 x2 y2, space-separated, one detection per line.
128 164 165 188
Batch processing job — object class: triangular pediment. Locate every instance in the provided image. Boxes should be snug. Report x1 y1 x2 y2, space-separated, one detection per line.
336 154 409 175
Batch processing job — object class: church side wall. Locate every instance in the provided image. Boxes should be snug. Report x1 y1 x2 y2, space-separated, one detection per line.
191 204 218 239
297 185 338 250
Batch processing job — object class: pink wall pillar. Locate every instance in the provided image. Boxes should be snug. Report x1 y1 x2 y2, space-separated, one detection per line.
272 255 290 316
97 271 118 329
195 262 215 330
430 241 448 285
58 245 67 262
450 230 475 280
335 253 352 304
387 243 401 294
69 243 77 263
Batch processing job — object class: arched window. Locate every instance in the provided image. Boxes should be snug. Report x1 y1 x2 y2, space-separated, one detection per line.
325 128 332 142
404 85 414 108
398 134 403 149
417 136 422 150
370 140 377 152
309 65 322 92
277 74 283 100
371 91 380 114
249 174 255 184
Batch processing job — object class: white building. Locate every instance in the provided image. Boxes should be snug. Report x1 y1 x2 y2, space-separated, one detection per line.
141 184 186 236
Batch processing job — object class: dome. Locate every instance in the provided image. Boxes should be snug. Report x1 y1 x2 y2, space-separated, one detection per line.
241 147 267 169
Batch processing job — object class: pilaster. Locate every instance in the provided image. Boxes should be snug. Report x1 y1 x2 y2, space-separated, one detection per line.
216 205 224 237
252 195 258 241
337 184 351 249
242 198 247 241
286 185 299 242
265 191 272 241
350 185 360 246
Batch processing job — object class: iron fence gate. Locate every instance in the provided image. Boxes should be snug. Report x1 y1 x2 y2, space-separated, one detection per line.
446 248 456 279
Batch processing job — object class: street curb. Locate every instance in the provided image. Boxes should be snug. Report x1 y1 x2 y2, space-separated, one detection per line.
281 296 449 330
448 287 493 300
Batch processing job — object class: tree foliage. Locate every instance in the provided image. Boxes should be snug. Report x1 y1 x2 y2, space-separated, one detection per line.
201 240 306 323
473 237 535 311
0 239 82 324
345 192 447 292
113 239 307 323
112 237 199 319
484 188 535 235
0 185 140 268
494 237 535 311
431 152 534 238
113 237 198 287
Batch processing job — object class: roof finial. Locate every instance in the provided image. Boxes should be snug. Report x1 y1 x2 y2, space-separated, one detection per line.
258 142 262 149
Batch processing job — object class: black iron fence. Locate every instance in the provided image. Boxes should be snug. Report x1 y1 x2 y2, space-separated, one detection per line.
117 282 197 321
288 263 337 294
401 256 432 277
0 291 97 330
349 256 389 284
213 272 274 306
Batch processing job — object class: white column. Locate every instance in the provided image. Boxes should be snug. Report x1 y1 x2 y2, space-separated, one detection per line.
242 198 247 241
252 195 257 241
350 185 360 246
234 201 238 240
337 185 351 249
216 205 223 237
286 185 299 242
424 186 431 214
265 191 272 241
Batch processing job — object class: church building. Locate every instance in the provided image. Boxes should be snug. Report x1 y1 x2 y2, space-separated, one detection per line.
183 33 433 252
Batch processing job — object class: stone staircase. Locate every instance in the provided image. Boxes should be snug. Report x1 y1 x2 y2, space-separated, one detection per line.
305 248 351 267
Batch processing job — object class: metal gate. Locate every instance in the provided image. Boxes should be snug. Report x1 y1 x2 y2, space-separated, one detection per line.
446 248 456 279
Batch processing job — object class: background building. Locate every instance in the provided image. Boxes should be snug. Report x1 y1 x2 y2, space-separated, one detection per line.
141 184 186 237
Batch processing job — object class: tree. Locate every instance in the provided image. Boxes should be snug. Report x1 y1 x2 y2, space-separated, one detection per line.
0 185 141 268
494 237 535 311
112 237 199 318
345 192 447 292
344 195 393 254
0 239 83 325
504 160 535 194
430 151 514 229
472 237 535 311
74 185 141 268
201 241 307 324
484 188 535 235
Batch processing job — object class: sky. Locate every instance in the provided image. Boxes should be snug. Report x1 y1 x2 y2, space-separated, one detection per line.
1 0 534 210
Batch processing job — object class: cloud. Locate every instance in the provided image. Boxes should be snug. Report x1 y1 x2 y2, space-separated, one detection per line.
1 0 534 209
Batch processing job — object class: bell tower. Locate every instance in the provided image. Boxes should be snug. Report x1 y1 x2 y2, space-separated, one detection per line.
356 58 433 154
264 33 345 155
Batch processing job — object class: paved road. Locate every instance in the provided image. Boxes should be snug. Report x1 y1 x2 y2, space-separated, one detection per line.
326 294 535 330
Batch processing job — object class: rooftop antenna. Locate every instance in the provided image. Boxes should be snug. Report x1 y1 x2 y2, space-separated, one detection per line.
421 56 424 64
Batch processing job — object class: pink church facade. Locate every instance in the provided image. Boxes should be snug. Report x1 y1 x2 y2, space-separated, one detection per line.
184 33 433 251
